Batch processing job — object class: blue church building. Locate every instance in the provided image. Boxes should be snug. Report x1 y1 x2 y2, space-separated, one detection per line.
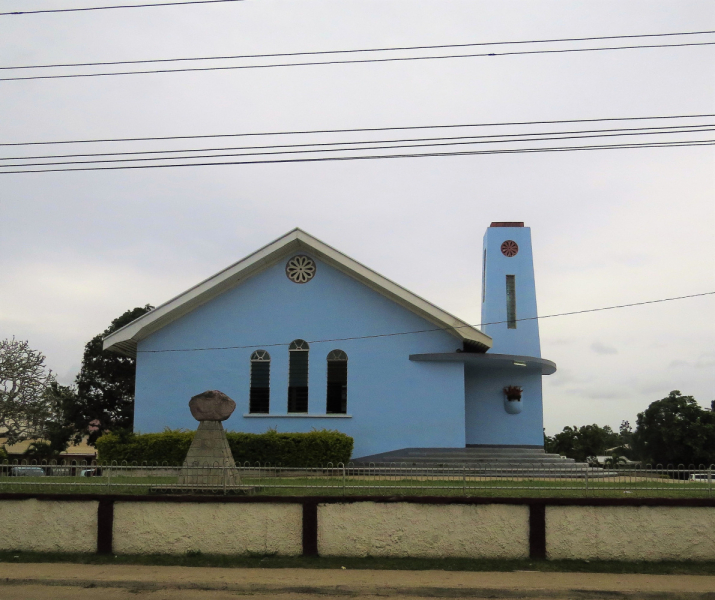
104 223 556 459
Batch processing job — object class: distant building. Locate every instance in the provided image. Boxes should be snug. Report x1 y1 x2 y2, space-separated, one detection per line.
1 436 97 464
104 224 555 459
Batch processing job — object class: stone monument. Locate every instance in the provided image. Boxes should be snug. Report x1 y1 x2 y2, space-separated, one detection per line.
178 390 239 487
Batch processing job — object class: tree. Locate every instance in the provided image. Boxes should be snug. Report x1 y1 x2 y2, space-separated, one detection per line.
618 420 634 454
0 338 57 444
71 305 153 445
42 382 79 455
632 390 715 467
17 382 80 461
544 424 621 462
604 453 628 468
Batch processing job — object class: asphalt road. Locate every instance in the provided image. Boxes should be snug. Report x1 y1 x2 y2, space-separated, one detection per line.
1 563 714 599
2 588 442 600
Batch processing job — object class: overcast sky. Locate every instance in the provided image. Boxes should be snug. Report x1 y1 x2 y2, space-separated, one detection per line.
1 0 713 435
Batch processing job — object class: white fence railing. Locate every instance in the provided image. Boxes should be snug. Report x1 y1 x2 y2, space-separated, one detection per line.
1 460 713 497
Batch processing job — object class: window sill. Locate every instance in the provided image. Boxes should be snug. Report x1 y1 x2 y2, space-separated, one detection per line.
243 413 352 418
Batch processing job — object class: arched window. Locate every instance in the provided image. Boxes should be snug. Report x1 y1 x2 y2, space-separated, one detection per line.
249 350 271 413
288 339 309 413
326 350 348 414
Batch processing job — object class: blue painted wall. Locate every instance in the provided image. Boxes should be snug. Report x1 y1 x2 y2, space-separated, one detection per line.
464 366 544 447
134 254 466 459
481 226 541 357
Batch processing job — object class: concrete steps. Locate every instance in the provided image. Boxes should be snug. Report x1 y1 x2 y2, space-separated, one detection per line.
352 447 614 477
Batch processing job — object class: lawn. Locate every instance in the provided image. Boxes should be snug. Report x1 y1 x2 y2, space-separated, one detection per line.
0 473 712 497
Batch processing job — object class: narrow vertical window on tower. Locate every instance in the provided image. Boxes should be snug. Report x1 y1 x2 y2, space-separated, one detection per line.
249 350 271 413
288 339 309 413
326 350 348 414
506 275 517 329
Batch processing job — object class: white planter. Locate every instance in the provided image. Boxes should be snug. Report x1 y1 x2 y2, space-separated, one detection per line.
504 397 522 414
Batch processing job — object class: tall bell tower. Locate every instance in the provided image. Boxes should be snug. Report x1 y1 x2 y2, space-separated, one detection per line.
481 222 541 357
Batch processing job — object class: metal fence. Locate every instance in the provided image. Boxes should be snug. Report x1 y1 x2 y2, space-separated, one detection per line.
1 459 713 497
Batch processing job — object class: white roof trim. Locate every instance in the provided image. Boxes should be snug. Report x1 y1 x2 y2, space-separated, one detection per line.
103 228 492 357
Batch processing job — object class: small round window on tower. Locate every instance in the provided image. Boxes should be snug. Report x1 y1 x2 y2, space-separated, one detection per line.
286 255 316 283
501 240 519 257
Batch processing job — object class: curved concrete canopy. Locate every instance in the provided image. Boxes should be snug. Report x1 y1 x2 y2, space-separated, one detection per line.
409 352 556 375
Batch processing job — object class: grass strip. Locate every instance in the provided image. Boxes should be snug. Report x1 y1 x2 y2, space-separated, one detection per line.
1 475 712 498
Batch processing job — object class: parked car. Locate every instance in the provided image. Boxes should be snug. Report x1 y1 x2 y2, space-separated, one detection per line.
10 466 46 477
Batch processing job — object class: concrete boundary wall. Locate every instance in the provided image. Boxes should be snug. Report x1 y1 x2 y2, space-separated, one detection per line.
546 505 715 561
318 502 529 558
113 502 302 555
0 495 713 561
0 498 98 553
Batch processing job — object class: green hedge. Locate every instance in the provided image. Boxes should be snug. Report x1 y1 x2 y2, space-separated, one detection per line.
227 430 353 467
95 428 353 467
95 430 193 465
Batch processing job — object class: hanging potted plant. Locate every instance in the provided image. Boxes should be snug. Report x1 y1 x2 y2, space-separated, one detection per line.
503 385 523 414
503 385 523 401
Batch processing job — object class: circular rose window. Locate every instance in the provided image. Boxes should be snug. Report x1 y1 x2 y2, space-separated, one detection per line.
501 240 519 257
285 255 316 283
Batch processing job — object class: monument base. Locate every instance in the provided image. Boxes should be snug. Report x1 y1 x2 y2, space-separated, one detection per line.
178 420 239 486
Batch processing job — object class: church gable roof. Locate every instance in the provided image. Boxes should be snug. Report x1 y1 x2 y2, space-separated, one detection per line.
103 228 492 357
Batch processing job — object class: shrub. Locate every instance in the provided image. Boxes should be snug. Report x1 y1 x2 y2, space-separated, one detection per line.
227 429 353 467
0 445 8 463
95 429 194 465
95 428 353 466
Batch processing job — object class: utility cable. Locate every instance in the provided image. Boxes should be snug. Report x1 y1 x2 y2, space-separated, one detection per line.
0 0 244 16
1 123 711 162
1 139 712 174
3 41 714 81
2 113 713 147
135 291 715 353
3 30 714 70
3 126 713 168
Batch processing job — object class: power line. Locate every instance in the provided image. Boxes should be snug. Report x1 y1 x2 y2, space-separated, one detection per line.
2 139 712 174
3 123 711 162
4 30 714 70
3 113 713 147
3 41 714 81
0 0 244 16
135 291 715 353
4 126 713 168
